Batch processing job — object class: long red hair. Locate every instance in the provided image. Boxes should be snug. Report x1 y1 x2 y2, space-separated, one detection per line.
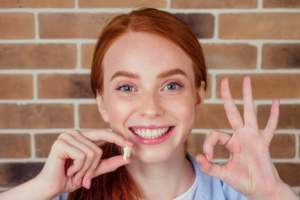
68 7 207 200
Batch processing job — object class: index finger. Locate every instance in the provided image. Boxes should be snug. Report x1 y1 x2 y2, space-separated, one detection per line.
80 129 133 147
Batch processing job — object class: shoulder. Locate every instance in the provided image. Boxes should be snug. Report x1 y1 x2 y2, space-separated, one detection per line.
186 152 249 200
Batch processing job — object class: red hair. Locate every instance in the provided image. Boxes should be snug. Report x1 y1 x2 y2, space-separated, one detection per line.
68 7 207 200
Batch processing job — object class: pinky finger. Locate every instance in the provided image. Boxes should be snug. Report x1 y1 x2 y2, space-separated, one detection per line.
262 99 280 143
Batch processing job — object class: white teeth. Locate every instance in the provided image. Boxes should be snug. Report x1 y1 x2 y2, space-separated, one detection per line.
152 129 158 138
158 129 162 137
132 127 171 139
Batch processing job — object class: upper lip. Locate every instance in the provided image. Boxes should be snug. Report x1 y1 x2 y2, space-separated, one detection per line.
129 125 174 129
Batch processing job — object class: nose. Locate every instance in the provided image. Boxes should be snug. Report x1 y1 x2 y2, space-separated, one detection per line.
138 92 164 118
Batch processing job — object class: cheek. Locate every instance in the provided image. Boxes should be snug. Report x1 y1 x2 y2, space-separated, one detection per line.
106 97 133 128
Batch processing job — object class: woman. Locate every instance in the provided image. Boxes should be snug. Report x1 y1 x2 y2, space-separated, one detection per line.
0 7 299 200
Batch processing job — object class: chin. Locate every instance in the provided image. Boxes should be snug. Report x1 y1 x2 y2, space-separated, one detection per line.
130 145 183 164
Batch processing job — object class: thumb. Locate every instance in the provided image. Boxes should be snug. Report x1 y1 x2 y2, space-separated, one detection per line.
94 155 130 177
196 154 224 181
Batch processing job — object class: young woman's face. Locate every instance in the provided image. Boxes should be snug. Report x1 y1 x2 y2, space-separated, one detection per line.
98 32 204 163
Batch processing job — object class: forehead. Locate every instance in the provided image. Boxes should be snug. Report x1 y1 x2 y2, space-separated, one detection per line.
102 31 194 81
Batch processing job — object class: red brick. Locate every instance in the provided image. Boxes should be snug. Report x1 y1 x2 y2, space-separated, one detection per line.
0 0 74 8
81 43 95 69
262 44 300 69
38 74 93 99
264 0 300 8
35 133 59 158
0 134 30 158
0 13 34 39
219 13 300 39
186 133 206 156
205 74 212 99
172 0 257 8
194 104 243 129
39 13 118 39
0 74 33 99
274 163 300 186
216 74 300 99
79 104 110 129
258 104 300 129
0 163 44 187
0 104 74 128
0 44 76 69
79 0 166 8
175 13 214 38
202 44 257 69
270 134 295 158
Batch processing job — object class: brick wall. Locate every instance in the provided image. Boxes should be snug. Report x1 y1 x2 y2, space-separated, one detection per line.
0 0 299 195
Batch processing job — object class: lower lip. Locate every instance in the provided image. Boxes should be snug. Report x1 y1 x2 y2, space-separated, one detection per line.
130 127 174 145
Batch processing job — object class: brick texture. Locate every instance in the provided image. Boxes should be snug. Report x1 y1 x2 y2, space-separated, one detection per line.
0 74 33 99
0 104 74 128
216 74 300 99
175 14 214 39
81 43 95 69
0 44 76 69
270 134 295 158
264 0 300 8
262 44 300 69
0 13 34 39
194 104 244 129
0 163 44 187
79 104 110 129
0 0 74 8
35 133 59 158
0 134 31 158
172 0 257 8
202 44 257 69
39 13 119 39
186 133 206 156
275 163 300 186
38 74 93 99
258 105 300 129
219 13 300 39
79 0 166 8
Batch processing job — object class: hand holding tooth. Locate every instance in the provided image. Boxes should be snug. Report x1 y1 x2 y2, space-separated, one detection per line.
34 129 133 198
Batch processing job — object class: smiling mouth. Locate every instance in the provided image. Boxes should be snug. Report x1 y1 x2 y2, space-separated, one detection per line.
129 126 174 139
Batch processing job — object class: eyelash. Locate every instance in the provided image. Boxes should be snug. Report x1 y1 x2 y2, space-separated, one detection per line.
115 81 184 92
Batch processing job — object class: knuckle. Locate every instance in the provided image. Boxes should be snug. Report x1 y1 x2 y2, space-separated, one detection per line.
87 150 96 159
96 148 103 156
53 139 65 148
78 152 86 160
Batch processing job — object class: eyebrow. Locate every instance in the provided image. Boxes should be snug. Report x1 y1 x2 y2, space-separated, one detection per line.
110 68 187 82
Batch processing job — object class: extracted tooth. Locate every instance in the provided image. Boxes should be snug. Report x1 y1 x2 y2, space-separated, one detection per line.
123 146 131 161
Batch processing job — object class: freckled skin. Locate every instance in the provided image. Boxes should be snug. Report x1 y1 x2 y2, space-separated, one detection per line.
97 31 205 164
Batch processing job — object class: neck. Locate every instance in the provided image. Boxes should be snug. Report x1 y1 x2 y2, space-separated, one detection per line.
125 147 196 200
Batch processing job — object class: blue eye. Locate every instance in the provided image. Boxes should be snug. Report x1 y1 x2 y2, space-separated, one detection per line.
116 85 135 92
164 82 183 90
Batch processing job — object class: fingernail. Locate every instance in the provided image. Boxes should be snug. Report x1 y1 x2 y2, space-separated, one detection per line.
86 179 91 189
205 153 210 161
124 140 133 145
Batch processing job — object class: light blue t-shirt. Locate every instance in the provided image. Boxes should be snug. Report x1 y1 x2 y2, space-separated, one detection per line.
53 152 298 200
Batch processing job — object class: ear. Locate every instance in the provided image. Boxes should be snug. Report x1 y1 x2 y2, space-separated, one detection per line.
96 92 109 123
195 81 206 118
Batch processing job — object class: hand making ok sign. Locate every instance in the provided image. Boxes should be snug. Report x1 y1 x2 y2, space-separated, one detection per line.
196 77 299 199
